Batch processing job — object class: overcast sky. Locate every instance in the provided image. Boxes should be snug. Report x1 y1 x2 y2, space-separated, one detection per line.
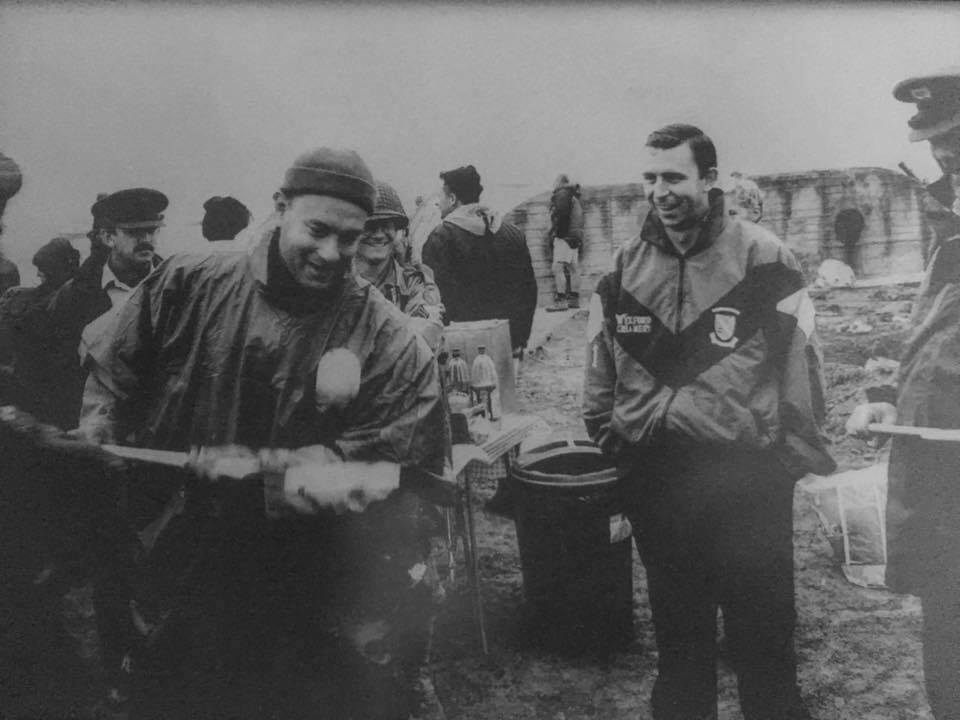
1 2 958 279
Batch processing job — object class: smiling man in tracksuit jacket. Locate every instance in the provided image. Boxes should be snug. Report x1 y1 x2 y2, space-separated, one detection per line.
583 124 835 720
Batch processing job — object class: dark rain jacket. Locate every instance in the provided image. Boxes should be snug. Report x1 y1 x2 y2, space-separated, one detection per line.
0 283 68 426
422 205 538 350
81 232 445 472
549 183 585 247
583 197 835 480
884 235 960 593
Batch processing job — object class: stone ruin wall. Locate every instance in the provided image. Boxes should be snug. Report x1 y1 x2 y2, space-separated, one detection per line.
756 167 932 279
507 183 649 307
507 168 933 305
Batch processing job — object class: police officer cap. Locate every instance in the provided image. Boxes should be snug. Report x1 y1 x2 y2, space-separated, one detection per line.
893 66 960 142
91 188 168 230
367 180 409 229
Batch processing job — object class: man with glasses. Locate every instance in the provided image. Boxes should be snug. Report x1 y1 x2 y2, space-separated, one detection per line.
354 180 444 350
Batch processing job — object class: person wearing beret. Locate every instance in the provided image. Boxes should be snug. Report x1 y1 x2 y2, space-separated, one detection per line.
75 148 446 719
847 68 960 719
353 179 445 351
201 194 252 247
42 188 166 431
0 152 23 294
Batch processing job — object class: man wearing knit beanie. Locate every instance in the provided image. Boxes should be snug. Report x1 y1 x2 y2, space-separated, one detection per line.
73 147 446 719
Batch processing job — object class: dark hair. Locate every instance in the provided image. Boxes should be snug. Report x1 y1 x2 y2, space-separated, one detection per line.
645 124 717 178
202 196 252 241
440 165 483 205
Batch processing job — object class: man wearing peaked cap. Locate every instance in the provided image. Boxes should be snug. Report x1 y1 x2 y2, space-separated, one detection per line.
73 149 445 718
354 180 445 350
847 68 960 719
894 67 960 214
42 188 167 427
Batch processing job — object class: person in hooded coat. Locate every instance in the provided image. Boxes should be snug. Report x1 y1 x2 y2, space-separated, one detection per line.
421 164 538 355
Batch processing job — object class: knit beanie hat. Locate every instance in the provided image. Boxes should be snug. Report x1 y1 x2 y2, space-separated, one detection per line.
281 148 376 215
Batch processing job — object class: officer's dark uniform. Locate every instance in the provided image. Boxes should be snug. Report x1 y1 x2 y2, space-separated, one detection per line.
888 68 960 719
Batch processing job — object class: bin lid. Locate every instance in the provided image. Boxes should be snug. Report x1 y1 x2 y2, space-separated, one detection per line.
514 438 619 488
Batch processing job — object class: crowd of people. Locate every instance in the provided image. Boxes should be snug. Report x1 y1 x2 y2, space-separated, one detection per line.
0 63 959 720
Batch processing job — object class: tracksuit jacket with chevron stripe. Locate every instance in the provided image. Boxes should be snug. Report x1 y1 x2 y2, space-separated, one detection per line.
583 198 836 479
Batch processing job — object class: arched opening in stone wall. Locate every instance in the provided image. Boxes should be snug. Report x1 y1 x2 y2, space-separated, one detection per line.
834 209 865 271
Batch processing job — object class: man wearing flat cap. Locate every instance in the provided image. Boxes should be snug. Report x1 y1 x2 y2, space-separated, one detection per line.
42 188 166 430
847 68 960 719
76 148 446 719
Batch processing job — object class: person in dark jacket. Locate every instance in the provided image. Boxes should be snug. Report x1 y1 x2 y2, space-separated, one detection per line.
0 152 23 294
0 237 80 427
421 164 538 354
547 173 585 311
847 67 960 720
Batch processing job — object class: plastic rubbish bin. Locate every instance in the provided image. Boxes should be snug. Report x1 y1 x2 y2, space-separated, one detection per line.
509 438 633 652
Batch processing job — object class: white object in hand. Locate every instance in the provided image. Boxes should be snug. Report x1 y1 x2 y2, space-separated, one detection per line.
315 348 362 409
283 460 400 514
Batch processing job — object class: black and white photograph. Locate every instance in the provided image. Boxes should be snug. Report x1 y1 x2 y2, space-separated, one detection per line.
2 2 960 718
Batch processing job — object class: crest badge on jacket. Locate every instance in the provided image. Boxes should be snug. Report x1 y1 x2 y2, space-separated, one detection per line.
709 307 740 348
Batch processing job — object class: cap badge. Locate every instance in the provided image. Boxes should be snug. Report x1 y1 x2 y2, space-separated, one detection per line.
912 86 933 101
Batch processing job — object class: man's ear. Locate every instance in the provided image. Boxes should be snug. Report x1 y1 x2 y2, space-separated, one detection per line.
703 167 719 188
99 228 116 249
274 191 288 214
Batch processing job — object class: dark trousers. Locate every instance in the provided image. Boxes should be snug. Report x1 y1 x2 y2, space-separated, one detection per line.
624 445 808 720
920 554 960 718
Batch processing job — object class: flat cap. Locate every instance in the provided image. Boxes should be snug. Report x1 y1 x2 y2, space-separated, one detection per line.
91 188 168 230
893 67 960 142
281 147 375 214
368 180 408 229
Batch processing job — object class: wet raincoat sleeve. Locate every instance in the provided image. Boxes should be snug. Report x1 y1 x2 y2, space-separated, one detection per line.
397 261 445 352
336 324 446 475
77 259 180 442
771 247 836 478
582 257 623 457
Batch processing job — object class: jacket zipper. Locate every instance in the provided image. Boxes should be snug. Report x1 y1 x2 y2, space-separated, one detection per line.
654 254 684 437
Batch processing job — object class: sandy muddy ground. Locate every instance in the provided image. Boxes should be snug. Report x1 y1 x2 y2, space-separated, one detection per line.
429 285 932 720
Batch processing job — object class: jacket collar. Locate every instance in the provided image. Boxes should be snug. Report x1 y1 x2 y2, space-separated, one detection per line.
443 203 502 236
639 192 728 258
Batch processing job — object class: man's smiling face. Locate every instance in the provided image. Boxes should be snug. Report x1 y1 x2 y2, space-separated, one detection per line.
642 143 715 231
277 194 367 292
